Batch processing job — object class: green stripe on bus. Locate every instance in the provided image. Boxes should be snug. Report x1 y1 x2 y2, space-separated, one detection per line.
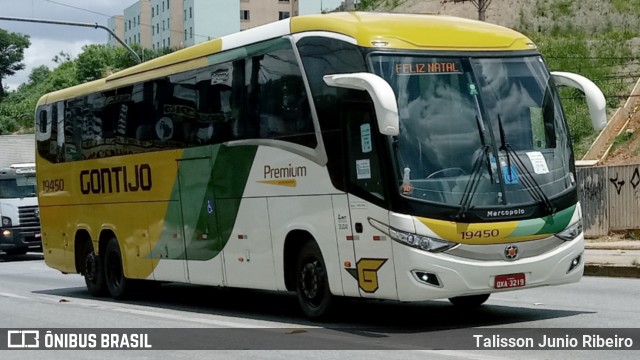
150 144 258 261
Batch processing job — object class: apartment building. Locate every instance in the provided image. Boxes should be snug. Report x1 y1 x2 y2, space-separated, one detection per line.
240 0 298 31
107 15 124 48
109 0 343 49
183 0 240 47
120 0 152 48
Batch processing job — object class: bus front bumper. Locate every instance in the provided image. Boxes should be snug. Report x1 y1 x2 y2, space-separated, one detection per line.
393 235 584 301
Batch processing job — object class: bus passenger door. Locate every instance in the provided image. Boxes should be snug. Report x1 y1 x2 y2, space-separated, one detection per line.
176 149 224 286
344 102 398 300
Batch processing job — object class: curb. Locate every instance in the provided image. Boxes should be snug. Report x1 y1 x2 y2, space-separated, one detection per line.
584 264 640 278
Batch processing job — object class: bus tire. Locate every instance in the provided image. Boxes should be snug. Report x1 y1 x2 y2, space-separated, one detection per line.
448 293 490 307
82 243 107 297
296 241 333 319
104 237 131 300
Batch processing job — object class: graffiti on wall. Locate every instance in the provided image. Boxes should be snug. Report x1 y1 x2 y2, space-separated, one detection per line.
609 167 640 195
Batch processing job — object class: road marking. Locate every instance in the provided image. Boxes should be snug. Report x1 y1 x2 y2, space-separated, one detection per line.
0 292 30 300
16 292 311 329
416 350 507 360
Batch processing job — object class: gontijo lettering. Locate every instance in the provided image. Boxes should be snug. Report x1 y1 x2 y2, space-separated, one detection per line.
80 164 152 194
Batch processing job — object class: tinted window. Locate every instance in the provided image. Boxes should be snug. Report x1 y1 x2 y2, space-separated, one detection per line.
37 37 316 163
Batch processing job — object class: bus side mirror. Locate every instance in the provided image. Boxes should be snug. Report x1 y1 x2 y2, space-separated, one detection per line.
551 71 607 131
323 73 399 136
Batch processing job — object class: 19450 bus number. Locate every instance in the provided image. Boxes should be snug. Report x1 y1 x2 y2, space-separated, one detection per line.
461 229 500 240
42 179 65 192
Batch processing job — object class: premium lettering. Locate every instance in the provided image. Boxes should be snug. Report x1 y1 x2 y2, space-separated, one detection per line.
263 164 307 179
80 164 152 194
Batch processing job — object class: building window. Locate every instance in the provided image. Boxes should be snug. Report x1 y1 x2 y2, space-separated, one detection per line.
152 8 154 17
163 20 165 31
168 37 170 47
279 11 290 20
184 29 187 41
190 7 193 18
240 10 250 21
189 27 193 39
184 9 187 21
167 0 170 10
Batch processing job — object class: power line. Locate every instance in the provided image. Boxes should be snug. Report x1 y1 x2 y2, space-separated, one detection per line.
41 0 213 45
43 0 112 18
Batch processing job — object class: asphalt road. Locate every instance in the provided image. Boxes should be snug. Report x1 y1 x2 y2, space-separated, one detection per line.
1 253 639 359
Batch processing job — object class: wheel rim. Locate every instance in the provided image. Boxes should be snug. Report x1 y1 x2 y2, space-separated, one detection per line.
300 258 324 308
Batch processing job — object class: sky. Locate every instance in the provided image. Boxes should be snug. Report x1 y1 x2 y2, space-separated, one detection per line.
0 0 344 90
1 0 137 90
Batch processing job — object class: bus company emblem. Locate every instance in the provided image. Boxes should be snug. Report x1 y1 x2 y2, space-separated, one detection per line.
34 208 40 219
504 244 519 261
345 258 387 293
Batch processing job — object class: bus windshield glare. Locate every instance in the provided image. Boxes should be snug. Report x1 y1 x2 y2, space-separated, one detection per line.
371 55 573 210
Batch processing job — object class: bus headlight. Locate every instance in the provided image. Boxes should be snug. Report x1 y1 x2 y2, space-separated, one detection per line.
368 217 457 252
555 219 583 241
1 216 11 227
389 228 457 252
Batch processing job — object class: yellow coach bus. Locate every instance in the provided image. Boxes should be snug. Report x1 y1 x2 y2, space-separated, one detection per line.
36 12 606 318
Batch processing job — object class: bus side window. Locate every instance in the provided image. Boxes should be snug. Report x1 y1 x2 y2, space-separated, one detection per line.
345 103 385 202
196 64 233 145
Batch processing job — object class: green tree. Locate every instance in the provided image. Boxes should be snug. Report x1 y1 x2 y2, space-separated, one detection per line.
0 28 30 99
74 44 117 82
442 0 494 21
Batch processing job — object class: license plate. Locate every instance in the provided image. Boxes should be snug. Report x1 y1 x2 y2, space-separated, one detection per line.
494 273 526 289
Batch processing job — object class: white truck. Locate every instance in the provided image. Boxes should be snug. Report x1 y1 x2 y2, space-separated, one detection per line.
0 164 41 255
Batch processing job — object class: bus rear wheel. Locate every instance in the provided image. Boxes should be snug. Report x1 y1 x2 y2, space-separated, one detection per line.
296 242 333 319
104 237 131 300
82 244 107 296
448 294 490 307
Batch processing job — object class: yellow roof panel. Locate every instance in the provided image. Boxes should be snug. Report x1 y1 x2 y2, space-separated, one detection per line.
291 12 535 51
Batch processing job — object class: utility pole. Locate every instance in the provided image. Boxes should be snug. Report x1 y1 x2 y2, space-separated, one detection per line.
345 0 356 11
0 16 142 63
442 0 493 21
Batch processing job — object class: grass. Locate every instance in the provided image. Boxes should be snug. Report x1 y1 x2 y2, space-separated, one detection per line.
610 131 635 153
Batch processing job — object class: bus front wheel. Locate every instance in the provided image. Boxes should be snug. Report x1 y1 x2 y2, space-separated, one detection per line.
448 294 490 307
104 237 131 300
296 241 333 319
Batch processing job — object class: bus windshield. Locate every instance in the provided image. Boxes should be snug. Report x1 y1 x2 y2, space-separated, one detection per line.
371 54 573 209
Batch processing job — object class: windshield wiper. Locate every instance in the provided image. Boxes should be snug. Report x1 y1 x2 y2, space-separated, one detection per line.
454 144 489 221
497 115 555 214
